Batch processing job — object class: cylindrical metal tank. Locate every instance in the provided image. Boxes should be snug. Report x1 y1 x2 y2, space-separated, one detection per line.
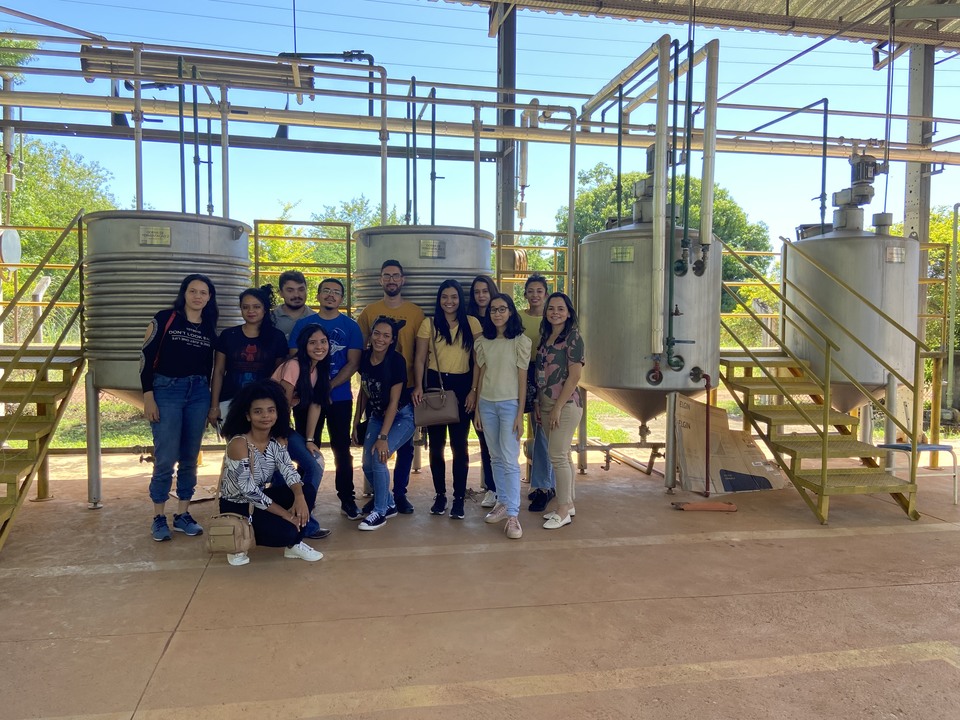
578 223 721 423
83 211 251 396
784 225 920 412
353 226 493 316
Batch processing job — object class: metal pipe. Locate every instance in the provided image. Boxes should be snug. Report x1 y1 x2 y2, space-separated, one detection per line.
566 107 577 296
699 40 719 249
411 77 418 224
652 36 670 356
133 45 143 210
192 65 201 214
580 39 664 124
430 97 437 225
205 116 213 215
664 392 678 488
220 85 230 218
679 40 695 255
949 202 960 410
884 372 897 470
623 43 710 118
379 68 388 225
177 57 186 213
85 369 103 509
616 83 623 224
473 104 481 230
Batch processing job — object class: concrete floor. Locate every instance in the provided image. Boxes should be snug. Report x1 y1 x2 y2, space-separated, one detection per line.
2 449 960 720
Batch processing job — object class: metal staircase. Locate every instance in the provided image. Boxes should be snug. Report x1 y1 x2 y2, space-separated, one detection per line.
0 212 85 551
718 240 926 524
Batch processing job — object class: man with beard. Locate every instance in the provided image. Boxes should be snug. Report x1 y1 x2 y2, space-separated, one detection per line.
356 260 425 514
290 278 365 520
270 270 312 341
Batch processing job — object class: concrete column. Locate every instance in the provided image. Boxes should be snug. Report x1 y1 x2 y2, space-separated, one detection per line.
496 9 517 290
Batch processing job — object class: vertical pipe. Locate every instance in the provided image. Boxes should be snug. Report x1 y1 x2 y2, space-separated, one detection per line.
616 83 623 225
566 108 577 297
220 85 230 218
178 58 186 213
411 77 418 225
473 104 481 230
699 40 719 247
859 404 873 444
192 66 200 215
820 99 828 234
85 371 102 508
948 202 959 411
679 40 695 253
133 45 143 211
205 117 213 215
379 72 388 225
404 97 411 224
884 372 897 471
664 392 677 488
651 36 670 356
430 100 437 225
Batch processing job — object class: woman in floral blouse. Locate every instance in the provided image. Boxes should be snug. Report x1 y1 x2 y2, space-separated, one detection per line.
535 292 584 529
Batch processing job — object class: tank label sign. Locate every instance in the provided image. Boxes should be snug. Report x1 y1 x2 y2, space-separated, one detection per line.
139 226 172 246
885 246 905 263
419 239 446 259
610 246 635 263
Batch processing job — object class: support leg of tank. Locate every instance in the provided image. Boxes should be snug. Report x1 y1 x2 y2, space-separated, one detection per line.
664 392 677 489
85 373 103 509
577 389 588 474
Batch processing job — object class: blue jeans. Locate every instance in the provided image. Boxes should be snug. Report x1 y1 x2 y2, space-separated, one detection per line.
528 422 556 490
478 398 521 517
149 374 210 504
362 406 416 515
282 431 323 535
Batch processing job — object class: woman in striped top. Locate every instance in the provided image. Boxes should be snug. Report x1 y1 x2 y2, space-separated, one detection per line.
218 379 323 566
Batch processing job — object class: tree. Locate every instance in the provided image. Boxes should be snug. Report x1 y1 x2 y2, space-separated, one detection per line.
555 162 773 311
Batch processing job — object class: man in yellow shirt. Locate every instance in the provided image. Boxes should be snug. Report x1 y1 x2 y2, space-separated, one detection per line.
357 260 426 514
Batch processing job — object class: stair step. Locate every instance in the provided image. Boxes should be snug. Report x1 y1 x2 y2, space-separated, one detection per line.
720 354 809 370
725 376 822 397
795 470 915 495
750 404 858 427
0 381 73 404
0 452 36 489
772 436 884 459
0 416 58 440
0 345 83 371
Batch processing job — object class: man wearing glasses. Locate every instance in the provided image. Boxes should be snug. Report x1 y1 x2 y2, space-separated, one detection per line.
289 278 364 520
356 260 425 514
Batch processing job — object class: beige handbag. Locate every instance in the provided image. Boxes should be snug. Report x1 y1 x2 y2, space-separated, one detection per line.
206 439 256 554
413 323 461 428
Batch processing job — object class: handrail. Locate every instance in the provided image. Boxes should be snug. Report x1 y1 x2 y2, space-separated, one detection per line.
0 210 83 327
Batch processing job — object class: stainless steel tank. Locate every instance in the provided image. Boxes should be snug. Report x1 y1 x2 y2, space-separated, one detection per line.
83 211 251 399
578 223 721 423
352 226 493 316
783 223 920 412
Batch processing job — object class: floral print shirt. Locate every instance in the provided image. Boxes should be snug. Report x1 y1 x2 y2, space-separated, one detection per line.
536 328 585 407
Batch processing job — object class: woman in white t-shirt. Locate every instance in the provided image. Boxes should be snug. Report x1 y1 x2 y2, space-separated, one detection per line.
473 293 531 540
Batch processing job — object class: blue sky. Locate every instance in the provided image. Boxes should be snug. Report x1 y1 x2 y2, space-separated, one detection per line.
5 0 960 243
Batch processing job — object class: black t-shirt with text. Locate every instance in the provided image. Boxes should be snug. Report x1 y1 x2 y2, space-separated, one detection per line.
359 349 410 419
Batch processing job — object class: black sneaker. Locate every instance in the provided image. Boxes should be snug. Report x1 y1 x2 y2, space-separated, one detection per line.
430 494 447 515
359 511 387 531
527 489 538 501
450 498 465 519
341 503 362 521
528 488 554 513
306 527 332 540
394 495 415 514
361 499 374 514
384 505 399 518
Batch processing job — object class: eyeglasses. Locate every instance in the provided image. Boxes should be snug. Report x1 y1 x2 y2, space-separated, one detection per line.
381 273 402 281
489 306 510 315
319 288 343 297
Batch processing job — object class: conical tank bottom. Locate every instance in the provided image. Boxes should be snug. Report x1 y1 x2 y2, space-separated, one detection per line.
829 383 881 413
585 385 705 425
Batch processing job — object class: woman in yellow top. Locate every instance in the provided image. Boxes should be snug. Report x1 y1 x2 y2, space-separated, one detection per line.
413 280 482 520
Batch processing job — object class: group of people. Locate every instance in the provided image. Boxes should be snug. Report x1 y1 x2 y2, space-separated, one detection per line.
140 262 585 565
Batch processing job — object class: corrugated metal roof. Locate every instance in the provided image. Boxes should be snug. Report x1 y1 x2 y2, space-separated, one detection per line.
443 1 960 50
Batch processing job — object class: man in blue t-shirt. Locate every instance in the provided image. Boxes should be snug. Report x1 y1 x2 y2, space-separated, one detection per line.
289 278 364 520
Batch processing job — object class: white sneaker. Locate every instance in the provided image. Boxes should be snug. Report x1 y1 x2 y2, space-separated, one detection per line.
227 552 250 566
481 490 497 508
484 503 508 524
284 541 323 562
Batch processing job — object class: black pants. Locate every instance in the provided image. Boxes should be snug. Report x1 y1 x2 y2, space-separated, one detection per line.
425 370 472 500
312 398 355 504
476 428 495 491
219 480 316 548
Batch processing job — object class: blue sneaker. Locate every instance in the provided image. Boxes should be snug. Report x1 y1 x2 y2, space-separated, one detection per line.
152 514 172 542
359 511 387 531
172 512 203 536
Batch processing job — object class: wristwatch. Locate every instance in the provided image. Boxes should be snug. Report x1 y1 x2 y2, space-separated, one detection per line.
377 433 388 440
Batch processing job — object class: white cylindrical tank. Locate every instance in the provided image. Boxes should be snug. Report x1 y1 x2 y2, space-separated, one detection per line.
783 224 920 411
353 226 492 316
578 222 721 423
83 211 251 396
